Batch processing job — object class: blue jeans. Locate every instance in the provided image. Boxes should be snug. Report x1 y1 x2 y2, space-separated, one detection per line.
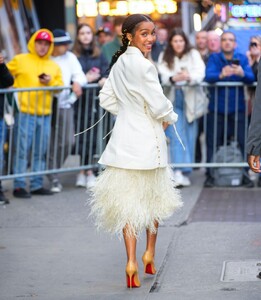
165 89 197 174
0 118 6 175
13 113 51 190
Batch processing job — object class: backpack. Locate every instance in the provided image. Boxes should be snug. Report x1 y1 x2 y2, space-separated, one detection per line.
211 141 244 187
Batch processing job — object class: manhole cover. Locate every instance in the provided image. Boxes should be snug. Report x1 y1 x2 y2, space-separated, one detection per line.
221 260 261 282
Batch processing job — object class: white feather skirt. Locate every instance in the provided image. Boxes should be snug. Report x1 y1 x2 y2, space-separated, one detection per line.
89 166 183 238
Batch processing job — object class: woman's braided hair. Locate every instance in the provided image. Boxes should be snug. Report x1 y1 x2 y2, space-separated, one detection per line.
108 14 153 71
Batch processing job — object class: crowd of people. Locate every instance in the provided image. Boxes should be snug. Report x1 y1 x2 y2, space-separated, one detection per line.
0 15 260 205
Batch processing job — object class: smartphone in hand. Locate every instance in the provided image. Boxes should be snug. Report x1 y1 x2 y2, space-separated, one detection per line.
38 73 47 79
91 67 100 73
231 59 240 65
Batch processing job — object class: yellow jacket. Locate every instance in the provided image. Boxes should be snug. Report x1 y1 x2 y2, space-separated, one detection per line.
7 29 63 115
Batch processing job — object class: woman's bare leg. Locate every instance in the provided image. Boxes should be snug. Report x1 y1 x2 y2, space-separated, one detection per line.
142 222 158 275
123 224 140 288
123 224 137 263
145 221 159 255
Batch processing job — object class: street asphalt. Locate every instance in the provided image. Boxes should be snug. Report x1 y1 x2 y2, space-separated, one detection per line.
0 169 261 300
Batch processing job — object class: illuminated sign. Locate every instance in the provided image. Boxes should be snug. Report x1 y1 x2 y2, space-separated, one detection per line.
229 1 261 21
77 0 177 17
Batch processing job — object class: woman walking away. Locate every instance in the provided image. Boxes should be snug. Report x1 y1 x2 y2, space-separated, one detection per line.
89 14 183 288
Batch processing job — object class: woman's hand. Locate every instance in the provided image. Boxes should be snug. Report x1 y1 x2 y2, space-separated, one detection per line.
248 155 261 173
72 82 83 97
163 122 169 130
86 67 101 83
98 77 106 87
171 69 190 82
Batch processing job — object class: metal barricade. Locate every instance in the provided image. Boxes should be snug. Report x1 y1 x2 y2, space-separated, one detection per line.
0 82 257 181
0 84 112 180
165 81 257 169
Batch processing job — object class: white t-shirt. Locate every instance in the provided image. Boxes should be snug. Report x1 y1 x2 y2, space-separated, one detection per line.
51 51 86 108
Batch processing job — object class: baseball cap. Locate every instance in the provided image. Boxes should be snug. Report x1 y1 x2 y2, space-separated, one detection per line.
35 30 52 42
53 29 72 45
95 27 112 36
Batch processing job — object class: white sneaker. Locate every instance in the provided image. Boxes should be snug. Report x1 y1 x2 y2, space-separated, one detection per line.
50 180 63 193
86 174 96 189
76 173 87 187
181 174 191 187
173 170 191 187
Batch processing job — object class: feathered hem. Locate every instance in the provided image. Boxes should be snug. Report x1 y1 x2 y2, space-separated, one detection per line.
89 166 183 239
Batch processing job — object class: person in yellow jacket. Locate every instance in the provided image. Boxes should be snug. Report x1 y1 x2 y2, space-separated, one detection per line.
7 29 63 198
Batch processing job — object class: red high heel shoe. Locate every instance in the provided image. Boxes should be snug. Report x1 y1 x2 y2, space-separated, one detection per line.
126 261 141 288
142 251 156 275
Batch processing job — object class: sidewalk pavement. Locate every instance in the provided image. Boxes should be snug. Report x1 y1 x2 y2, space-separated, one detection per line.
0 170 261 300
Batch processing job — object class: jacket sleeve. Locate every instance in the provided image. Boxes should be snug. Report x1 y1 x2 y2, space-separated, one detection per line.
70 54 87 86
247 59 261 155
100 53 109 78
188 49 206 84
99 77 118 115
205 54 222 83
6 56 19 77
141 63 178 124
240 55 255 84
49 65 64 87
157 58 173 87
0 63 14 88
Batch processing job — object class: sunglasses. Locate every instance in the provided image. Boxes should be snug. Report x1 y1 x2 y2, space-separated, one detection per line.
250 42 258 47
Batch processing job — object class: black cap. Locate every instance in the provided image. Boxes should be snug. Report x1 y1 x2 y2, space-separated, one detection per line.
96 27 112 36
53 29 72 45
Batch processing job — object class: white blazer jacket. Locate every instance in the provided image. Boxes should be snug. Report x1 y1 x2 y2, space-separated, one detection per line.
99 46 178 170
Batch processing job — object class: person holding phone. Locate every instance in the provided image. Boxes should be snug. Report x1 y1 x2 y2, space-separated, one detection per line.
204 31 255 188
246 36 261 76
7 29 63 198
72 23 109 189
157 29 206 187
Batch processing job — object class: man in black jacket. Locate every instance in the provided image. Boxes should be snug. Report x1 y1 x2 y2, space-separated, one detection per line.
0 52 14 204
247 59 261 183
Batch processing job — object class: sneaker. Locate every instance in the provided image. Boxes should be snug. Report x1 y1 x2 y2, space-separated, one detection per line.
50 180 63 193
31 188 53 195
76 173 87 187
182 174 191 186
173 170 191 187
0 190 9 204
13 188 31 199
86 174 96 189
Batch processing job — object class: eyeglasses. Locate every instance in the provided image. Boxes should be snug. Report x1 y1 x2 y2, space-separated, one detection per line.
250 42 258 47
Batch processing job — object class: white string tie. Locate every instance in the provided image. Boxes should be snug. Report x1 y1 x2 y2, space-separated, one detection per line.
74 111 107 137
103 128 113 140
173 124 185 151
